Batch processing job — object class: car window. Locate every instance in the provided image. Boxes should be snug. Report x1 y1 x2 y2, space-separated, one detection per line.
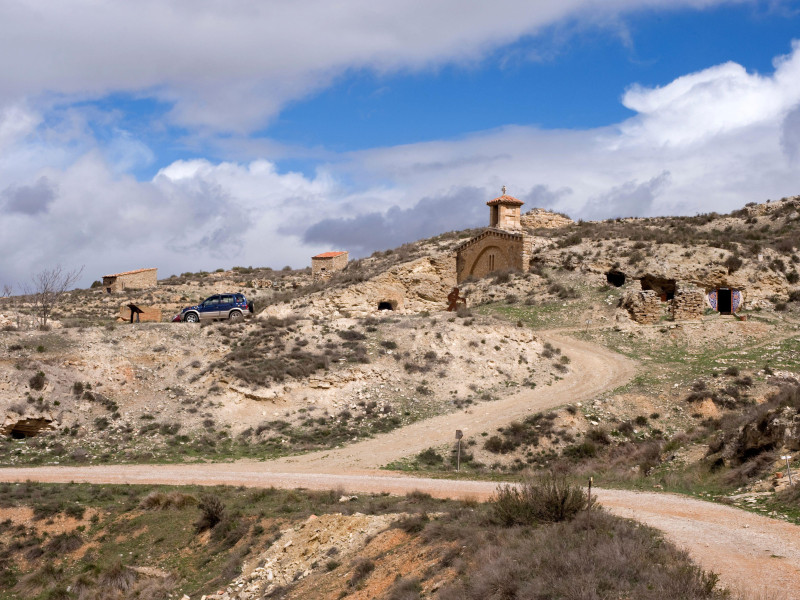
220 295 234 304
204 296 220 306
234 294 244 303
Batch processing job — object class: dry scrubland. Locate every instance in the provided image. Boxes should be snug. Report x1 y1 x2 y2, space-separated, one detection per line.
2 198 800 598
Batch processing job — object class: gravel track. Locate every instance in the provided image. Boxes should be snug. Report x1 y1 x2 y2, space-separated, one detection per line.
1 332 798 598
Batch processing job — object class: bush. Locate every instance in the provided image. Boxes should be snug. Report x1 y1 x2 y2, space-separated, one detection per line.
349 558 374 587
724 254 743 274
29 371 46 391
416 448 444 466
386 576 423 600
139 491 196 510
195 494 225 532
484 435 515 454
491 471 591 526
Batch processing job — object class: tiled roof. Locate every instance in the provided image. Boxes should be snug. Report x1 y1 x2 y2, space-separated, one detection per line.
103 268 157 278
486 194 524 207
312 251 347 259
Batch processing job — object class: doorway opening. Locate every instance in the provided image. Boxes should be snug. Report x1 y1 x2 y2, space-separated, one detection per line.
717 288 733 314
377 301 395 311
640 275 676 301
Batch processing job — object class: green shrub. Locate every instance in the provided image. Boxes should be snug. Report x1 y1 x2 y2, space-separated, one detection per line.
491 471 591 526
416 448 444 466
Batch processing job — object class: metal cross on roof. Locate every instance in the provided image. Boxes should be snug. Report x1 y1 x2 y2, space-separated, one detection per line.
501 185 506 195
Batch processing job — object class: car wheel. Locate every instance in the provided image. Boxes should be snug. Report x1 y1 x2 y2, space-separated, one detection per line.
184 312 200 323
229 310 243 321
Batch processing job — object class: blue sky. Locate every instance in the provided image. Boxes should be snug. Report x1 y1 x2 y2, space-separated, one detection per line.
1 0 799 285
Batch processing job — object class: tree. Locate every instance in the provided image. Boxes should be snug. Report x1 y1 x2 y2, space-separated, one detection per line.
24 265 84 327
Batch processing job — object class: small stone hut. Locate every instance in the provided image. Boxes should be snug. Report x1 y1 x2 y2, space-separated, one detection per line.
311 251 349 281
455 189 533 283
102 268 157 293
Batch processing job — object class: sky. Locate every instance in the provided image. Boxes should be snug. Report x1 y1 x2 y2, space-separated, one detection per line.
1 0 800 288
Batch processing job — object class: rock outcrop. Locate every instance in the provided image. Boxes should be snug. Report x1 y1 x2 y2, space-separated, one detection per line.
202 512 399 600
262 254 456 319
521 208 574 229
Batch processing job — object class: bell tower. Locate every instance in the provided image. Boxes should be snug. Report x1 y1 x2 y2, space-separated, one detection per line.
486 186 524 231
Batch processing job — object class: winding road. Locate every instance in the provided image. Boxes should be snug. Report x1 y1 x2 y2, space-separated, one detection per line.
1 332 798 598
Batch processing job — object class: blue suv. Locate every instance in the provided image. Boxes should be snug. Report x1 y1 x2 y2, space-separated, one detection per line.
175 293 253 323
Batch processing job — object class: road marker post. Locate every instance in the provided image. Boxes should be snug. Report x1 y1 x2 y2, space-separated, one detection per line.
455 430 463 472
782 455 793 485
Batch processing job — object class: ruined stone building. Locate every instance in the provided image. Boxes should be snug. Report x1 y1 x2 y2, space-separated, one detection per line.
102 268 158 293
617 273 744 324
311 251 349 281
455 189 533 283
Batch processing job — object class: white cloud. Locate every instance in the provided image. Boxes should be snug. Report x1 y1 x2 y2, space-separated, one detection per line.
0 0 750 132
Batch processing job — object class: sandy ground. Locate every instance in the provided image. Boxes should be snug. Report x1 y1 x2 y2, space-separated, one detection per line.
1 334 798 599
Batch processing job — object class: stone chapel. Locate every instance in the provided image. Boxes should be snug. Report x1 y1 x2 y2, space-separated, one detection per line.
455 188 533 283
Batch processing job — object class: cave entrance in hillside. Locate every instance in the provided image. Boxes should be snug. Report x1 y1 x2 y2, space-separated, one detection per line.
3 418 53 439
640 275 676 301
377 301 395 311
717 288 733 314
606 271 626 287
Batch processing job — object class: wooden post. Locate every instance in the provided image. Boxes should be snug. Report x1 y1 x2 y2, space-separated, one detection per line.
588 476 593 507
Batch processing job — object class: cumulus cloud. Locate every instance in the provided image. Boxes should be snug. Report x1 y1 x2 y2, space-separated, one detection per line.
0 0 748 132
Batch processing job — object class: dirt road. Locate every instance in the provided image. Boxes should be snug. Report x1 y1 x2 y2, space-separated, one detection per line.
264 332 637 472
2 333 798 597
0 466 797 598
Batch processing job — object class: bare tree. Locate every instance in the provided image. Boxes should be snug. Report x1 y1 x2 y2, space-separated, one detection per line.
1 284 10 299
24 265 84 327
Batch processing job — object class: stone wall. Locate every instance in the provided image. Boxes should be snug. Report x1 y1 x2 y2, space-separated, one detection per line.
671 286 706 321
455 230 530 283
103 268 158 293
621 290 663 324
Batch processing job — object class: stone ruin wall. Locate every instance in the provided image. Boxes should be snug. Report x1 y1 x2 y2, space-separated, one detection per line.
621 290 663 324
670 286 706 320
